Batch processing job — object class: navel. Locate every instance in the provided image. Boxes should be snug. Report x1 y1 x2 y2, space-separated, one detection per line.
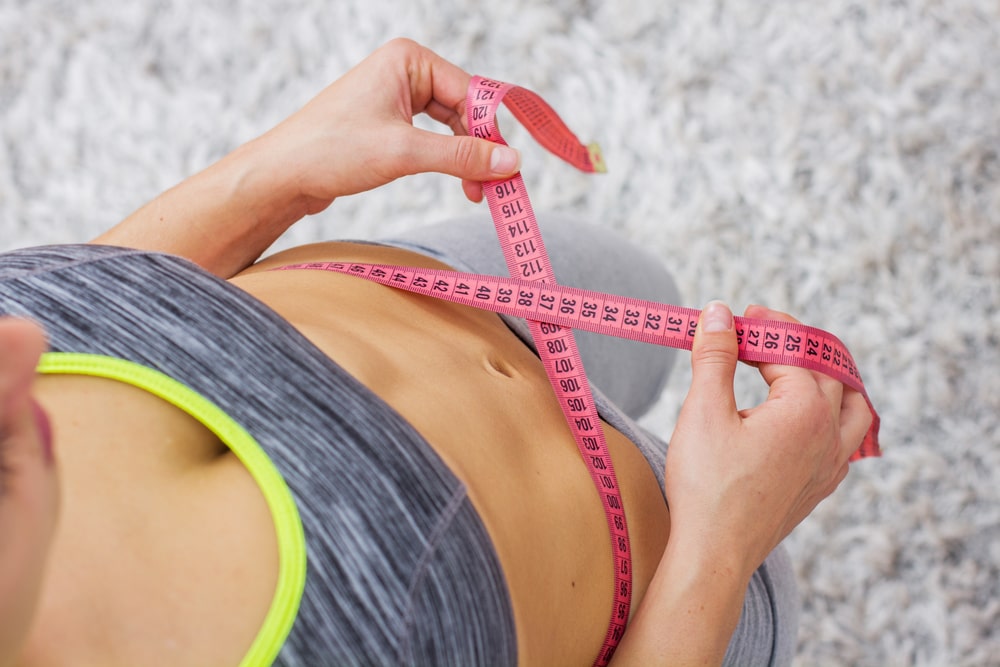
484 354 516 378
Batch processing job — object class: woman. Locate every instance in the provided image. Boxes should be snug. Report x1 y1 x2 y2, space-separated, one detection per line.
0 39 870 666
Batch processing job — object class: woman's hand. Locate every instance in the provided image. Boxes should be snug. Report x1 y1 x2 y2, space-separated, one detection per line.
0 319 59 667
96 39 521 276
254 37 521 210
665 302 873 578
612 302 871 666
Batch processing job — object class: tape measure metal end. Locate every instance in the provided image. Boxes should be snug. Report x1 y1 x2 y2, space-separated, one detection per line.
587 142 607 173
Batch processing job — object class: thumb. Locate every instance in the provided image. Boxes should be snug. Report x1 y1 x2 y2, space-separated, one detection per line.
0 318 54 485
686 301 739 416
404 129 521 182
0 318 54 476
0 319 48 414
0 319 58 664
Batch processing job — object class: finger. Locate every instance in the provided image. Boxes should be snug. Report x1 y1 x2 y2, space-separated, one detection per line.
462 179 485 203
744 304 843 399
838 389 874 463
425 98 467 137
685 301 740 417
0 317 57 492
0 319 59 664
743 304 812 390
398 39 474 125
826 460 851 496
400 128 521 183
0 318 52 470
0 319 48 414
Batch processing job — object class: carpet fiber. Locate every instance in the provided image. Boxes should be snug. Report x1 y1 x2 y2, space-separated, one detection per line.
2 1 998 665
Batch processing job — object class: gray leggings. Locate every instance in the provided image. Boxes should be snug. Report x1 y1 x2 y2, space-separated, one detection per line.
379 212 800 666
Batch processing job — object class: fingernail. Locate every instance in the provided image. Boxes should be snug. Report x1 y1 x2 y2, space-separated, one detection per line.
490 146 520 173
30 399 54 465
702 300 733 332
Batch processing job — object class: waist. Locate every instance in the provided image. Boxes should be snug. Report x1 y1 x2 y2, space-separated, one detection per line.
234 241 672 665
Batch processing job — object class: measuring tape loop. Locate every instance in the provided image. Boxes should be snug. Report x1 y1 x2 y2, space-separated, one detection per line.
279 75 881 666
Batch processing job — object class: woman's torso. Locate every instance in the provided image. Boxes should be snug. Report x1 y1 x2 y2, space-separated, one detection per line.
22 242 670 666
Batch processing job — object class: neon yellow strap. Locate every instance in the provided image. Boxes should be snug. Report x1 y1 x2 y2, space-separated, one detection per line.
38 352 305 667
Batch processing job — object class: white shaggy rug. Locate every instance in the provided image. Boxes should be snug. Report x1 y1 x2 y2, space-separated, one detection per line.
2 1 998 665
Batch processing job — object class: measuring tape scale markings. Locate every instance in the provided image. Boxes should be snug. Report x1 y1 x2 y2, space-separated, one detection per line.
468 76 631 666
276 260 882 462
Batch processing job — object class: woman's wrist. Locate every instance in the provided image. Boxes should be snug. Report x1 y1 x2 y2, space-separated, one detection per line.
610 534 751 666
218 135 314 232
663 516 763 585
93 134 314 277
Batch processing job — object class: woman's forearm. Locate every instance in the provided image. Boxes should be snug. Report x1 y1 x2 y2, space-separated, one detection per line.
92 138 309 278
610 537 750 667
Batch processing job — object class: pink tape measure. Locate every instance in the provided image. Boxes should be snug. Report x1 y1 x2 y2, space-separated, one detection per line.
280 77 882 665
